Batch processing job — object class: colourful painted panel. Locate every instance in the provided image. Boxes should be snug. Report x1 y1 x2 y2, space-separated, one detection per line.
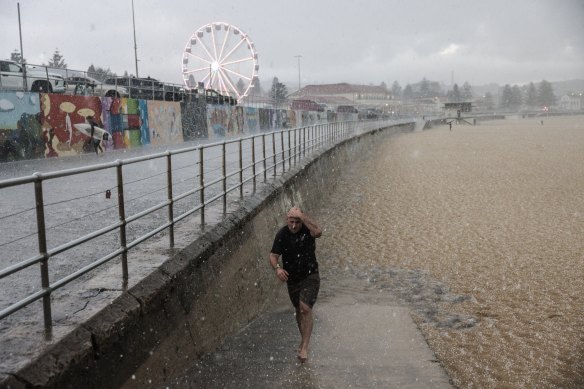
0 91 43 161
127 114 140 128
258 109 271 131
124 98 139 115
39 94 102 156
207 105 230 139
286 110 297 128
181 101 207 140
230 106 245 136
112 131 125 149
124 129 142 148
0 91 41 130
244 107 259 133
139 100 150 145
147 101 182 145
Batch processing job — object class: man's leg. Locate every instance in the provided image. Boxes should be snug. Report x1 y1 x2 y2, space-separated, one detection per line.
297 300 313 362
295 306 303 352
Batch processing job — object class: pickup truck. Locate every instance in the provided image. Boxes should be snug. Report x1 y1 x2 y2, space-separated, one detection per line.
0 60 66 93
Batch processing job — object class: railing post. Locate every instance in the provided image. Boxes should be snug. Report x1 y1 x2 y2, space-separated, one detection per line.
281 131 285 172
33 173 52 331
302 127 306 157
332 122 336 142
272 132 276 177
251 136 256 192
330 122 334 141
293 129 297 166
238 138 243 198
262 134 266 182
222 142 227 214
115 161 128 283
166 152 174 247
199 147 205 226
287 129 291 168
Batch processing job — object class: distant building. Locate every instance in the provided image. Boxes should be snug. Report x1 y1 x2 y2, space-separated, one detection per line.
289 83 395 112
290 99 324 112
559 93 584 111
444 102 472 117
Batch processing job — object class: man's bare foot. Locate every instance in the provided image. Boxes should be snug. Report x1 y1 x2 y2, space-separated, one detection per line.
297 349 308 363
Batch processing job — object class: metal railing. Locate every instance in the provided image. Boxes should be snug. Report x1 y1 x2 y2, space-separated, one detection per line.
0 119 400 330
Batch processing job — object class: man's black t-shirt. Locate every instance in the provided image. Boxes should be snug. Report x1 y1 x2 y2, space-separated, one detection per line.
271 224 318 283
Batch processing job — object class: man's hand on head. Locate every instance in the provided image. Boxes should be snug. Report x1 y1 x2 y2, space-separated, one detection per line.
287 206 303 220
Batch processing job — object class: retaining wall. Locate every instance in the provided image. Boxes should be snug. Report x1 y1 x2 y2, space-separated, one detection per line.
1 122 414 389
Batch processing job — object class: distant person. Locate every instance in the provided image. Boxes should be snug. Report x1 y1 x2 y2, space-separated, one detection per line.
449 121 452 131
541 120 544 125
87 116 103 154
269 206 322 363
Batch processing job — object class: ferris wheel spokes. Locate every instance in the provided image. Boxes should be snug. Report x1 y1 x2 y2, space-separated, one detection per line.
217 24 231 63
185 53 212 67
218 68 240 98
183 65 212 75
219 38 247 66
182 22 258 102
221 66 251 81
221 57 254 67
210 26 220 61
218 75 230 96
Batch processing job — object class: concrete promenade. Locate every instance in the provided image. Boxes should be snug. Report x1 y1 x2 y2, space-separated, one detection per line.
160 275 452 388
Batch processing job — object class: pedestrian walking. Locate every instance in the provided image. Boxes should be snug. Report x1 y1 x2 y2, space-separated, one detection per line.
269 206 322 363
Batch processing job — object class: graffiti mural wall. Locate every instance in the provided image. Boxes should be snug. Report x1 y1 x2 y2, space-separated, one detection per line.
181 100 208 140
0 90 356 162
0 91 43 161
39 94 103 157
147 101 183 145
244 107 259 133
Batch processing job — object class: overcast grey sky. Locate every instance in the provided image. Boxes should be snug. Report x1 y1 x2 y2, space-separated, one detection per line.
1 0 583 89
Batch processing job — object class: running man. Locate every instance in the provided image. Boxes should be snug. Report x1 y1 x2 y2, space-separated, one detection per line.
269 206 322 363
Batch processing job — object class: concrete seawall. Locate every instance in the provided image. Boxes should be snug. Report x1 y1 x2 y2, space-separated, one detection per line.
2 122 414 389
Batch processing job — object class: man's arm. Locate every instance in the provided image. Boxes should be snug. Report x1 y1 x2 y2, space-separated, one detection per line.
269 252 288 282
269 252 280 270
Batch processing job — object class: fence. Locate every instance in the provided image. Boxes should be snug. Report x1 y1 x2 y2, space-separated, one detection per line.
0 119 399 331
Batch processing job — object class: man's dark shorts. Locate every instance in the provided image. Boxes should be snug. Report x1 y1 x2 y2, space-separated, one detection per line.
287 273 320 308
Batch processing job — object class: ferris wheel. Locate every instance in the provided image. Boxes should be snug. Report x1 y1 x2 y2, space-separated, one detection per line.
182 22 259 103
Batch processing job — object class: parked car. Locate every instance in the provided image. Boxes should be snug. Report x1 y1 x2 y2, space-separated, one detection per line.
204 88 222 104
66 75 129 98
161 83 187 101
0 60 66 93
103 76 165 100
203 89 236 105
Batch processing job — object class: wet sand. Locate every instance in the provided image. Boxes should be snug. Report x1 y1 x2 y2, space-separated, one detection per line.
317 116 584 388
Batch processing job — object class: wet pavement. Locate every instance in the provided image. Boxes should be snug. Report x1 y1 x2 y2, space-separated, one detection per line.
162 276 453 388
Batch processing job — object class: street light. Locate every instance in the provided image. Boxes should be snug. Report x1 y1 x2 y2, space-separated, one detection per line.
132 0 139 77
294 55 302 93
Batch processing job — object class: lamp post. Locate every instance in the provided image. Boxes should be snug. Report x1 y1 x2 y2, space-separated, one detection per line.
132 0 139 77
294 55 302 94
17 3 27 90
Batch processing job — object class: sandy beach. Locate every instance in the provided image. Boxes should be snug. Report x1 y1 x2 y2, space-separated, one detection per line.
317 115 584 388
